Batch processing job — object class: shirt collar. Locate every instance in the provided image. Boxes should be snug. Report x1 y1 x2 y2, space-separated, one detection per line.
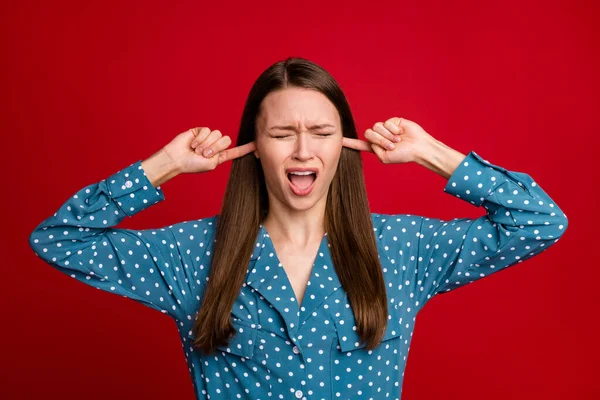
245 223 343 334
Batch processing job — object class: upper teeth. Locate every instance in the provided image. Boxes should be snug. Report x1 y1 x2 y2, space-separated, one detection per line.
289 171 315 175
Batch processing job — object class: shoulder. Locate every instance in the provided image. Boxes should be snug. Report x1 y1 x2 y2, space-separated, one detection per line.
167 214 219 243
370 212 423 240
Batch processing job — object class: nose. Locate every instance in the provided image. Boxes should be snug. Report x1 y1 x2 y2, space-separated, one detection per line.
292 132 314 161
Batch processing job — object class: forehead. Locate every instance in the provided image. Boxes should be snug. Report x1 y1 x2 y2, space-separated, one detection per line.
258 87 340 128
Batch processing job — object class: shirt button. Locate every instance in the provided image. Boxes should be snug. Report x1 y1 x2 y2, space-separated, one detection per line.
125 180 133 188
292 346 300 354
294 390 303 398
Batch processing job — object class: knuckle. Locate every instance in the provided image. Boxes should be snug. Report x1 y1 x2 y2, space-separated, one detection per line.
211 138 230 154
383 121 395 131
373 122 383 130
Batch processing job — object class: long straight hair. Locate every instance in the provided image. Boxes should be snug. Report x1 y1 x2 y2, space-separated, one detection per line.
192 57 388 353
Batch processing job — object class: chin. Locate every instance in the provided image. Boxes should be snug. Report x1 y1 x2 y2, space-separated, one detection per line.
284 187 329 211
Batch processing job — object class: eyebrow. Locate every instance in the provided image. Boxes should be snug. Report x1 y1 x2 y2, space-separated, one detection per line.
269 124 336 131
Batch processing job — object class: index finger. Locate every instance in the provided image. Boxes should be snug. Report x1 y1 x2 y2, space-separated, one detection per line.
217 141 257 164
342 137 373 152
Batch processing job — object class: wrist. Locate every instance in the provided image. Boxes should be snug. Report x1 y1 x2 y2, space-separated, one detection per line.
415 138 466 180
141 148 181 188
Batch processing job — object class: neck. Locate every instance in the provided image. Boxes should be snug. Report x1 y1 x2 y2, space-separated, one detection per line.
263 198 326 247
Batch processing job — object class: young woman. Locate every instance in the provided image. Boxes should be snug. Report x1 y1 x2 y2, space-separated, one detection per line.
29 57 568 399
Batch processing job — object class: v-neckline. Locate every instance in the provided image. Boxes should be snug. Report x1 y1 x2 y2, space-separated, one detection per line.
261 223 328 309
245 224 344 335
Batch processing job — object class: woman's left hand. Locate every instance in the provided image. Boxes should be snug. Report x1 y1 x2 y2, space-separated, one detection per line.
343 117 436 164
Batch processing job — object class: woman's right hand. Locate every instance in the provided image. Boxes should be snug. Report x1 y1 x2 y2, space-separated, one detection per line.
163 127 256 174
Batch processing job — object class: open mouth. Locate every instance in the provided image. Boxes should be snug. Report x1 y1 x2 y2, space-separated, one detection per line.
287 172 317 189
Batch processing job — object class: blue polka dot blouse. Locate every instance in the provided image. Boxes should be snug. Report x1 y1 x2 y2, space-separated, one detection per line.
29 150 568 399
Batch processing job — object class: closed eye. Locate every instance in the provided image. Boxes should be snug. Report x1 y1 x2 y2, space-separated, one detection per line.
273 134 333 139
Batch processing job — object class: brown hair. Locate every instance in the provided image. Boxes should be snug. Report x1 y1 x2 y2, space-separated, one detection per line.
192 57 388 353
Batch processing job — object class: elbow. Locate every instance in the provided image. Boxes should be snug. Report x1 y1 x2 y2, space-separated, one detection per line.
28 228 42 256
549 203 569 238
547 213 568 241
28 225 50 259
558 215 568 236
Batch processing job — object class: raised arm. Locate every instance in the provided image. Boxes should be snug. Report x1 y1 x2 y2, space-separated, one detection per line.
378 146 568 312
348 117 569 312
28 154 210 321
28 127 256 321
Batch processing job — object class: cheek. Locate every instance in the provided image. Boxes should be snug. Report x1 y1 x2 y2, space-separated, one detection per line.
321 145 342 167
258 142 284 166
319 148 342 182
258 151 286 185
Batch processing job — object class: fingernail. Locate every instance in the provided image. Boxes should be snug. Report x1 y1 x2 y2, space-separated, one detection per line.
196 147 203 154
191 141 198 148
387 143 395 150
393 136 401 142
204 149 213 157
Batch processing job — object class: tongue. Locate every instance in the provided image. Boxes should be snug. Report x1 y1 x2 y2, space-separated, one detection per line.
290 174 315 189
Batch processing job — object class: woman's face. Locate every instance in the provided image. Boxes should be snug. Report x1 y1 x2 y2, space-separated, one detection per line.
255 87 343 212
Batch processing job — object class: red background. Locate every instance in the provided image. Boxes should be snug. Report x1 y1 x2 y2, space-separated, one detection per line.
2 0 597 399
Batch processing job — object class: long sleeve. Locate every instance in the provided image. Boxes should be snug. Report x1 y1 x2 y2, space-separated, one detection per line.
378 150 568 313
28 160 215 322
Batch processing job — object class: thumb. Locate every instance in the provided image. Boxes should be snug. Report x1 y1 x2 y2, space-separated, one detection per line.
370 142 388 161
390 117 404 127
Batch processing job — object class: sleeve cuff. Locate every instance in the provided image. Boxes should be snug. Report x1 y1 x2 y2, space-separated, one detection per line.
104 160 165 217
443 150 507 206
